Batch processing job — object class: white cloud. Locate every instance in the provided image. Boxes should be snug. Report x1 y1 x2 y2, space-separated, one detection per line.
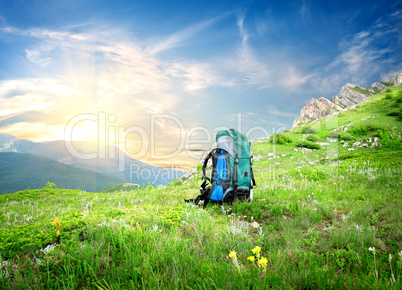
267 106 298 118
25 49 52 66
234 15 272 88
312 10 401 92
165 61 223 91
146 17 218 55
1 122 66 142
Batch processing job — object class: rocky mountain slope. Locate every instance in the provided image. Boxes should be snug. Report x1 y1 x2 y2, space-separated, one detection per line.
292 73 402 128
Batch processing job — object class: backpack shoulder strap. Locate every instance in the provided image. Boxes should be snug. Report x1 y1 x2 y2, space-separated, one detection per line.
250 155 256 189
202 149 216 187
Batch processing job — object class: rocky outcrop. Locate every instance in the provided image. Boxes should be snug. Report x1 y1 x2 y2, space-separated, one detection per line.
292 117 310 128
292 73 401 129
331 83 374 108
299 97 341 119
292 97 342 128
390 72 402 85
371 82 387 91
331 94 355 108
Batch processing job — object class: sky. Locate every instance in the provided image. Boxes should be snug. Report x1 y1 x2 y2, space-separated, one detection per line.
0 0 401 170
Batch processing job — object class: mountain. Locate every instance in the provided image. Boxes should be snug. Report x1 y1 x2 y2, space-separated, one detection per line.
0 152 125 193
292 72 402 128
0 135 184 186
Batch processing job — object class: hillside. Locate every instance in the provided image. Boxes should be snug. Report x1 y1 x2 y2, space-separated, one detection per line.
292 72 402 128
99 182 141 193
0 152 125 193
0 85 401 288
0 136 184 186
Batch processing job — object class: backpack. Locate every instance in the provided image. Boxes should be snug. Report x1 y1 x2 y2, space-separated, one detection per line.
186 129 256 208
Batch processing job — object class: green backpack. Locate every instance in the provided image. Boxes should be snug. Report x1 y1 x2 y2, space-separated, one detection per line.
186 129 256 207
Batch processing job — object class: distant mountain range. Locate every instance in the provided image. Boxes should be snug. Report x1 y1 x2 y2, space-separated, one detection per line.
0 134 184 193
0 152 125 193
292 72 402 128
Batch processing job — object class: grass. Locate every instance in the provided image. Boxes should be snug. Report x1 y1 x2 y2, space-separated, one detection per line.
0 85 401 289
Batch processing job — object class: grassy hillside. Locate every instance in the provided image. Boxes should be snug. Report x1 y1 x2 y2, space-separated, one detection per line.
0 152 125 193
99 183 141 193
0 85 401 289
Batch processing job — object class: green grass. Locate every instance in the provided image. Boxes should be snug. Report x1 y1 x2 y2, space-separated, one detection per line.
99 183 141 193
0 85 401 289
351 86 374 97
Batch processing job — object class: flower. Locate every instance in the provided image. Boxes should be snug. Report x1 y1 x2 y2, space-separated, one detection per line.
56 229 60 237
257 257 268 268
52 218 60 227
229 251 237 259
251 246 261 255
389 254 392 263
398 251 402 259
368 247 375 252
247 256 255 262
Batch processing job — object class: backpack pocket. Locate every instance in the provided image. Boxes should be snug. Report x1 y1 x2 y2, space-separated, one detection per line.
209 149 231 202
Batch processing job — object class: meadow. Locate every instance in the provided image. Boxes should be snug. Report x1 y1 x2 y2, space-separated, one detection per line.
0 85 401 289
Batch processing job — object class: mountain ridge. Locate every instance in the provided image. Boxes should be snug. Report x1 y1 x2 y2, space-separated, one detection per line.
0 152 125 193
292 72 402 128
0 134 184 186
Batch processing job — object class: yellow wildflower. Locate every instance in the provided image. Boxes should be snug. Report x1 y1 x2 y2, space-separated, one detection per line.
52 218 60 227
251 246 261 255
258 257 268 268
247 256 255 262
229 251 237 259
56 229 60 237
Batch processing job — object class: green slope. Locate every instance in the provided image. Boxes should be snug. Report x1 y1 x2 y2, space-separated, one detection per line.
99 182 141 193
0 85 401 289
0 152 125 193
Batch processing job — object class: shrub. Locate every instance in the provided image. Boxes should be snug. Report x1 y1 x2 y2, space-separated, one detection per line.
295 141 321 150
306 135 319 142
349 123 379 137
388 108 402 117
326 132 340 139
339 132 354 141
395 91 402 103
300 126 316 134
268 133 293 144
385 93 392 99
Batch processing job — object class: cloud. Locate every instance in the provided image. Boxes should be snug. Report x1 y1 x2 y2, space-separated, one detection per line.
267 106 298 118
165 61 224 91
146 17 218 55
229 14 312 90
299 1 310 20
308 9 402 93
25 49 52 66
234 15 272 88
327 32 386 76
0 18 233 168
0 122 66 142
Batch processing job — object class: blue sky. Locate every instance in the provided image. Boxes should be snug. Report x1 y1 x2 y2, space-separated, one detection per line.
0 0 401 169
